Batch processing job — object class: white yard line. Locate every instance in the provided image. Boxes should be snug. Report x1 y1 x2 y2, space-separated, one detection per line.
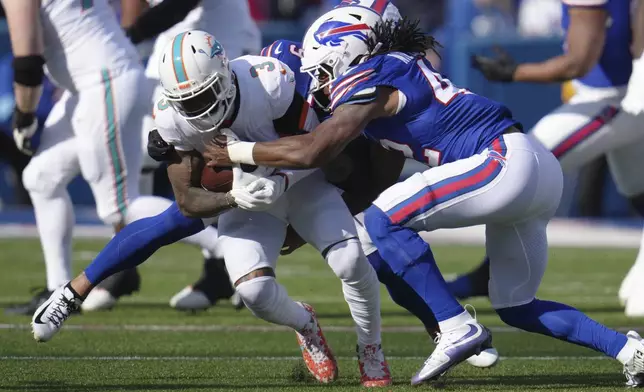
0 323 640 334
0 355 610 361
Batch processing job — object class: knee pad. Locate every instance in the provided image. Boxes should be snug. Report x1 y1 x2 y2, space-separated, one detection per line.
325 238 369 282
235 276 279 316
22 160 63 197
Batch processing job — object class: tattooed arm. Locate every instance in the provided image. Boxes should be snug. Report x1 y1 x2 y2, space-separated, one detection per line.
167 149 235 218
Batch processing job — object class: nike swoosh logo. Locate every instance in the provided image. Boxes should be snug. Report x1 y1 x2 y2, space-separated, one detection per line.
33 300 51 325
274 43 283 54
451 324 480 347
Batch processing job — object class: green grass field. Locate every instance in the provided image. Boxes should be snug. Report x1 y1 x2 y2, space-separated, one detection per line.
0 238 642 391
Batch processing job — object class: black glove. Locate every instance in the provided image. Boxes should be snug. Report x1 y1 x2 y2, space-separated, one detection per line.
12 107 38 156
471 47 518 82
147 129 175 162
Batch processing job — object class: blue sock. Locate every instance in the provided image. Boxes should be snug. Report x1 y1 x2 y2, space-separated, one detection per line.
364 205 464 322
497 299 627 358
367 252 439 333
84 203 205 285
447 257 490 299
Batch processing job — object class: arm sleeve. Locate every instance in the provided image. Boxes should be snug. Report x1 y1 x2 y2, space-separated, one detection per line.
126 0 201 45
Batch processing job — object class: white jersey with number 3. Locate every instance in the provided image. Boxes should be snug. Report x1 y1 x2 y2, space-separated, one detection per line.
41 0 140 91
154 55 316 153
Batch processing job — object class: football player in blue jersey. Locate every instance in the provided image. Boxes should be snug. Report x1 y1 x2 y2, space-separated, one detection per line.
466 0 644 317
202 6 644 385
260 37 500 369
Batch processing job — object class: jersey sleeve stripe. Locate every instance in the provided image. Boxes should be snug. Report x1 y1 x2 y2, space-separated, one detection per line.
331 75 372 109
330 69 374 100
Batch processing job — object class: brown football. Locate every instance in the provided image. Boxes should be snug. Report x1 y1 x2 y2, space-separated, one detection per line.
201 165 233 193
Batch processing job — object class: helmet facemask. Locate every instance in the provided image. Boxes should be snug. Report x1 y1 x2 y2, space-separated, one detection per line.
164 72 236 133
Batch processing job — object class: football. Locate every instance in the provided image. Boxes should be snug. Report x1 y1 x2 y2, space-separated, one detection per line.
201 165 234 193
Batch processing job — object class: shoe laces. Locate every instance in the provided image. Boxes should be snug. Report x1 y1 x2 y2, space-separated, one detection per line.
300 319 328 363
46 295 76 328
359 344 387 378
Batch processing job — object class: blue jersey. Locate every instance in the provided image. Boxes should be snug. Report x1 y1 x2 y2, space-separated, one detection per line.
329 52 519 166
561 0 632 87
261 40 311 99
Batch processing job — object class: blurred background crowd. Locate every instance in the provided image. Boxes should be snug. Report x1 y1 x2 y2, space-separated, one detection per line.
0 0 631 220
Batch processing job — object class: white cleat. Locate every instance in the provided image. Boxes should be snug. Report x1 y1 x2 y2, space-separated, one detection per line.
411 321 490 385
81 288 117 312
623 331 644 387
31 283 82 342
170 286 212 311
466 347 499 368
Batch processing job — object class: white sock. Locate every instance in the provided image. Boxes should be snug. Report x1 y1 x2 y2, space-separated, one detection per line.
235 276 310 330
326 239 382 345
30 189 74 291
125 195 219 255
438 310 475 333
617 336 640 364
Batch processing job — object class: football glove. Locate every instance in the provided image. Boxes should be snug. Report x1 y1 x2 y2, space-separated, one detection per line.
230 175 287 212
147 129 175 162
12 107 38 156
471 47 518 82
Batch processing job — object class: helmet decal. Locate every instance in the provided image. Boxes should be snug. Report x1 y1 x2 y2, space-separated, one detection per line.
171 32 189 83
314 21 371 47
199 34 224 59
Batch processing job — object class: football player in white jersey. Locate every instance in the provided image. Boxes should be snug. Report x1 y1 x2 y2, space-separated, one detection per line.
81 0 262 311
465 0 644 318
1 0 227 316
154 30 389 387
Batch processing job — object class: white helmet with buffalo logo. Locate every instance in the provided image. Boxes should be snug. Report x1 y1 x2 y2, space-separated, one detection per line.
301 6 382 93
158 30 236 133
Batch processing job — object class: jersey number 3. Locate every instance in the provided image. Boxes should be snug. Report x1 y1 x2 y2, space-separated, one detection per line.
250 61 276 78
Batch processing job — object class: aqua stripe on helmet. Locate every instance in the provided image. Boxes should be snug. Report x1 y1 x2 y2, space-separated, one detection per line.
172 32 189 83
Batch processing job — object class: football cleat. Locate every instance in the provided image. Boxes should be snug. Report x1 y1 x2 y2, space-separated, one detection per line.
411 321 490 385
465 328 499 368
31 283 82 342
624 330 644 387
295 302 338 383
357 343 392 387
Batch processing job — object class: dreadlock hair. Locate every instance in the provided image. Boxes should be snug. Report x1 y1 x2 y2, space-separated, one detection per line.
366 17 441 60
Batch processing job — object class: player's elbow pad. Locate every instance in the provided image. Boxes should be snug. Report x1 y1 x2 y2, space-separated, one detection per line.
12 55 45 87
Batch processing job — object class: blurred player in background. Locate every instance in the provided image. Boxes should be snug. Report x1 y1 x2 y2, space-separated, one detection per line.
1 0 232 317
464 0 644 318
83 0 261 312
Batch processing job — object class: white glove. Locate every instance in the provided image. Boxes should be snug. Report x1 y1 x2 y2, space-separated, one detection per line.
230 175 287 211
622 56 644 115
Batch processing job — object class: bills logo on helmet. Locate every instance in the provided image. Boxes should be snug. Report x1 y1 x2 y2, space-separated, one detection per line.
314 21 371 47
198 34 224 58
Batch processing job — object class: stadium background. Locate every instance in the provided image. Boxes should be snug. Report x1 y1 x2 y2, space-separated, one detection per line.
0 0 636 224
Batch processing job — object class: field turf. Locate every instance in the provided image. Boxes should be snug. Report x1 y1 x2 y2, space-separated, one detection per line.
0 238 642 391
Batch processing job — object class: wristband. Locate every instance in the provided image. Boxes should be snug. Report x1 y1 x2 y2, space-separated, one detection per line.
227 141 256 165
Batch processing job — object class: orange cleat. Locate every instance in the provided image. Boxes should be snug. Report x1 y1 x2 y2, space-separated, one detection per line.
358 343 392 387
295 302 338 383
